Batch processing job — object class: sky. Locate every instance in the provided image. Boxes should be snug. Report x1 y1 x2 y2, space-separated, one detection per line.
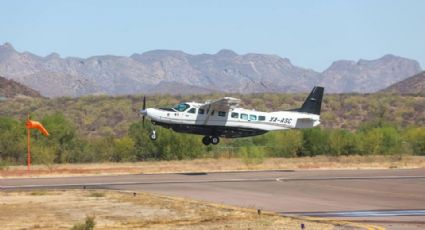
1 0 424 71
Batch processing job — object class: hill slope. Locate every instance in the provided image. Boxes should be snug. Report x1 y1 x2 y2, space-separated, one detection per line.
0 75 41 98
381 71 425 95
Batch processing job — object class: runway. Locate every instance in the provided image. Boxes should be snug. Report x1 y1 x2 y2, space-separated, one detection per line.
2 168 425 229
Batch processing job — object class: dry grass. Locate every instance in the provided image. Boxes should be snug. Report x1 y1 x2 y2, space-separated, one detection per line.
0 189 337 230
1 155 424 178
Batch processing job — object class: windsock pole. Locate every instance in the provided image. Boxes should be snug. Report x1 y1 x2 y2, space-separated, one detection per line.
27 114 31 171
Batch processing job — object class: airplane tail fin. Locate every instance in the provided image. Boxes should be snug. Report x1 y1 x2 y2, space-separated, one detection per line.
298 86 324 115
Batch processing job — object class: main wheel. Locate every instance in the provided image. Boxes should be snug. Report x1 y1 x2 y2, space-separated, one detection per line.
210 136 220 145
202 136 210 145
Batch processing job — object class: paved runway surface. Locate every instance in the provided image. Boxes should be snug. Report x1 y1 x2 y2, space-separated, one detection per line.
2 168 425 229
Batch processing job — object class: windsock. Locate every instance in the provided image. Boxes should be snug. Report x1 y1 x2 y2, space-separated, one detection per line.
26 119 49 136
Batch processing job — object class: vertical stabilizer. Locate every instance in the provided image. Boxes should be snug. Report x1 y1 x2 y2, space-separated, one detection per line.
298 86 324 115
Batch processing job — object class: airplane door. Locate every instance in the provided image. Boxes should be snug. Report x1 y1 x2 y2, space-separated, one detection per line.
185 108 197 122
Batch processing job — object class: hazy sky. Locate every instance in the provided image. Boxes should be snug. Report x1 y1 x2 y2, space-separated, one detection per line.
1 0 424 71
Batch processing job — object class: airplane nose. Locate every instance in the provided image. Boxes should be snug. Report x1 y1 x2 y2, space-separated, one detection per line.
139 109 147 117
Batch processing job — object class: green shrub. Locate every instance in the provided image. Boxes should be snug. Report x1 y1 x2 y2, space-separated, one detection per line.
239 146 265 164
71 215 95 230
404 127 425 155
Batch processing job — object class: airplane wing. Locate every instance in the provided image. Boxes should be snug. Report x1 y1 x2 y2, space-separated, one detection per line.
202 97 241 111
200 97 241 125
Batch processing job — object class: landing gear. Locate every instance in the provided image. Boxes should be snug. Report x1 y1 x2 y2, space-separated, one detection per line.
149 130 157 141
202 136 220 145
210 136 220 145
202 136 210 145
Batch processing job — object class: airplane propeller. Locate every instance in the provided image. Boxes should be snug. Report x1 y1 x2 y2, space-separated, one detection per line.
143 96 146 127
140 95 147 127
140 96 156 140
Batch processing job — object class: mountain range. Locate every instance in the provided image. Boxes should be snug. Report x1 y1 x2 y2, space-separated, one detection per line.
0 42 422 97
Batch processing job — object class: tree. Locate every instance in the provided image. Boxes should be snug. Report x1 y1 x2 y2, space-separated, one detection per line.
360 128 383 155
0 117 26 163
112 137 136 162
403 127 425 155
380 126 401 154
129 121 158 160
300 128 329 156
33 112 83 163
267 131 303 157
328 130 360 156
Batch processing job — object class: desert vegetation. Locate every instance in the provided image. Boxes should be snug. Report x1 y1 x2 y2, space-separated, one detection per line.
0 93 424 166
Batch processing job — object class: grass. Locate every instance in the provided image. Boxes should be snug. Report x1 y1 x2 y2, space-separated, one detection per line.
0 190 337 230
87 192 105 197
30 190 48 196
1 155 424 178
70 215 95 230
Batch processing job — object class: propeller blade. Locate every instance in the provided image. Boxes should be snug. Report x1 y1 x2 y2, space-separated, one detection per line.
142 115 145 128
143 96 146 110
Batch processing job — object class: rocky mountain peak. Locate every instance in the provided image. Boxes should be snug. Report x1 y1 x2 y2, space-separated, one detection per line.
46 52 61 59
216 49 238 58
0 42 18 60
326 60 356 71
142 50 186 57
0 42 15 51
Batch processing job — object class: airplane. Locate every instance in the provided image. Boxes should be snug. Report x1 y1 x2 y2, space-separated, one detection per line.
139 86 324 145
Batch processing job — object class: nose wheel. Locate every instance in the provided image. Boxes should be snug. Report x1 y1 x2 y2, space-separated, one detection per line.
202 136 219 145
149 130 157 141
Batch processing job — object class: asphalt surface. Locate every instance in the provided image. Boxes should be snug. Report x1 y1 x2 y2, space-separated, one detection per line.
2 168 425 229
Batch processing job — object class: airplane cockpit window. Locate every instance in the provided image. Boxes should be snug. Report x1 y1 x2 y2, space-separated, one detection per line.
174 103 190 112
188 108 197 114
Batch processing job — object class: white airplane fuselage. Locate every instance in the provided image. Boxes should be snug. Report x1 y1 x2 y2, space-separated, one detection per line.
145 103 320 137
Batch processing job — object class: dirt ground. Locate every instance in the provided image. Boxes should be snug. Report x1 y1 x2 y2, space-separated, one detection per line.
1 155 424 178
0 189 341 230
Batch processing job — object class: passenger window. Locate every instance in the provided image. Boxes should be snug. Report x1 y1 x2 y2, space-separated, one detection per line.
240 113 248 120
188 108 196 114
198 109 205 115
231 112 239 118
249 115 257 121
218 111 226 117
258 116 266 121
211 110 215 116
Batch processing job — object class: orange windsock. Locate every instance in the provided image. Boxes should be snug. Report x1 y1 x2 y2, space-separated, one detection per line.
26 120 49 136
